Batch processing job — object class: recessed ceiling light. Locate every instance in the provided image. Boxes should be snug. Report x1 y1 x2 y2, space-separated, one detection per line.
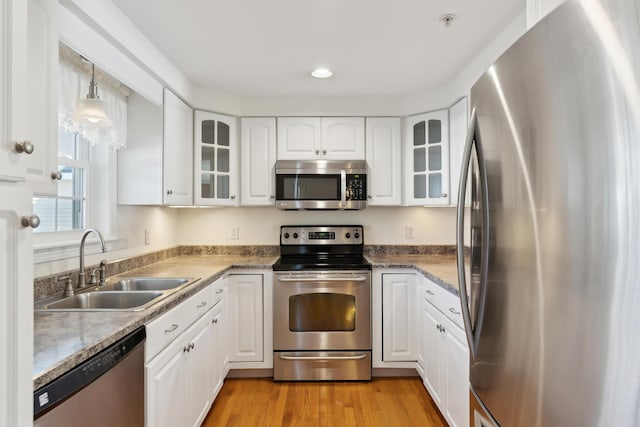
310 68 333 79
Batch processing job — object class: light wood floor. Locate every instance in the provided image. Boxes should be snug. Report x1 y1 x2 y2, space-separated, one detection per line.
202 378 447 427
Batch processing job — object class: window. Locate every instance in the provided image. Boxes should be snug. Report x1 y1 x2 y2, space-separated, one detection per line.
33 130 90 233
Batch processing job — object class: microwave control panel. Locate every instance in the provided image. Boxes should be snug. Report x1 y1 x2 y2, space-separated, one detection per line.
346 174 366 201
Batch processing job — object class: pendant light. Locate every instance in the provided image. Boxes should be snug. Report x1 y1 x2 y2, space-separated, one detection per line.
73 62 112 128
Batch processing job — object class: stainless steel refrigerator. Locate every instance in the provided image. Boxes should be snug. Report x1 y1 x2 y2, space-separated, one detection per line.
456 0 640 425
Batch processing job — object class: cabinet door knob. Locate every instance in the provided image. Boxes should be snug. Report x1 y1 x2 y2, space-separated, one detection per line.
167 190 173 195
270 195 275 199
21 215 40 229
15 140 34 154
51 171 62 180
322 149 327 155
315 149 320 155
368 195 372 199
231 195 236 200
441 193 447 198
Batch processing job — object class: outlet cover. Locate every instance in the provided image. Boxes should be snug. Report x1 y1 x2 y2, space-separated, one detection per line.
231 226 239 240
405 225 414 239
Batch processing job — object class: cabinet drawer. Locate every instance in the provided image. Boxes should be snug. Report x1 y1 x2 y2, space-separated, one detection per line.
423 278 443 306
146 300 189 363
440 290 464 329
211 278 226 306
145 285 214 363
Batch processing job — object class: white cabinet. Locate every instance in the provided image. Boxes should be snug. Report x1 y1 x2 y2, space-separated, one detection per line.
163 89 194 205
1 0 58 188
405 110 450 206
0 185 34 427
227 274 264 363
240 117 276 206
210 278 228 400
448 97 468 207
194 110 238 206
118 89 193 205
277 117 365 160
365 117 402 205
145 309 214 427
421 278 469 427
24 0 59 195
382 273 416 362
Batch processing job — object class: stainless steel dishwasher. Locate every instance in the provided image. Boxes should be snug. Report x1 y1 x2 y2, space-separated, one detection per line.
34 327 146 426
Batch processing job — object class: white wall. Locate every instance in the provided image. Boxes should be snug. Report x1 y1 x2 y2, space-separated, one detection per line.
176 206 458 246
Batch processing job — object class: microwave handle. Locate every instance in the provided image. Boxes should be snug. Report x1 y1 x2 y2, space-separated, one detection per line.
341 170 347 207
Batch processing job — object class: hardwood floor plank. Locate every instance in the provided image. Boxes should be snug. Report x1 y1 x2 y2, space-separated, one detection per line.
202 378 447 427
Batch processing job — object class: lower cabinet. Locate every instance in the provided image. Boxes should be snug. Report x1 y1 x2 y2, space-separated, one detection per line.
421 279 469 427
146 309 214 427
210 283 228 398
382 273 416 362
227 274 265 364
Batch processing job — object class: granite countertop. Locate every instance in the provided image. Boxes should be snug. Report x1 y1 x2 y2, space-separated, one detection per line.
366 254 460 295
33 255 276 390
34 252 459 390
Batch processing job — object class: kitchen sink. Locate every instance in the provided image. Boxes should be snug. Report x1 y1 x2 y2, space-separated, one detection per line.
97 277 192 292
38 291 165 311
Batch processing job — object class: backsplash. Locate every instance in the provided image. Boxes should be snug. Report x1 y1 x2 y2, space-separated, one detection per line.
33 244 455 300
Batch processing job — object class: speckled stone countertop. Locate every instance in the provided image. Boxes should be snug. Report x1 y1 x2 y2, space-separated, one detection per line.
34 250 459 390
366 254 459 295
33 255 276 390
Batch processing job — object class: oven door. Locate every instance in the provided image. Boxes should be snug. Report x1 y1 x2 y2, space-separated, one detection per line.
273 271 371 351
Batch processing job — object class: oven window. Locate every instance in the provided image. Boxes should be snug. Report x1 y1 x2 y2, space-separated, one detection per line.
289 293 356 332
277 175 340 200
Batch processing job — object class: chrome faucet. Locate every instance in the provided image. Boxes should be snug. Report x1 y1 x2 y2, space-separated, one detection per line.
78 228 107 289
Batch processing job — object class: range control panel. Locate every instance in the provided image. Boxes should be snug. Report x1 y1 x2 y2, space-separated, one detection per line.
280 225 364 245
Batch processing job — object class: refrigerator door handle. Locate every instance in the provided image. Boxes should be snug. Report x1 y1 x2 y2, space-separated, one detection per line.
456 108 490 359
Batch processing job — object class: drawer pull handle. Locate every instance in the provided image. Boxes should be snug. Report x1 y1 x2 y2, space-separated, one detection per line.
426 290 435 295
449 307 461 315
164 324 179 333
279 353 367 361
216 289 224 294
196 302 207 308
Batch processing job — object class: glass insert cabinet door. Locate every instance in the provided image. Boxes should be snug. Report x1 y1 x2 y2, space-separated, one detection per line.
194 110 238 206
405 109 450 206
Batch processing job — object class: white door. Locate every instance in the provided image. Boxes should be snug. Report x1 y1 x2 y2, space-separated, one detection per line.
163 89 193 205
321 117 365 159
405 110 450 206
210 302 225 399
422 301 444 410
276 117 321 160
0 185 34 427
365 117 402 205
145 338 187 427
240 117 276 205
228 274 264 362
186 313 214 427
444 318 470 427
382 274 416 361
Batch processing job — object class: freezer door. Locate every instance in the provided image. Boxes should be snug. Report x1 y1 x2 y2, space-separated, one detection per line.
459 0 640 426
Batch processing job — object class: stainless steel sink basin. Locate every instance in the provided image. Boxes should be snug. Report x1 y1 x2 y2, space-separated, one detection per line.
97 277 192 292
39 291 164 311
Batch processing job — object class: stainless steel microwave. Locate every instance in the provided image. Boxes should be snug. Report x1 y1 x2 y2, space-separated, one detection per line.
275 160 368 210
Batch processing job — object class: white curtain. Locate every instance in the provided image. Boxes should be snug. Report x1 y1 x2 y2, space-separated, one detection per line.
58 44 129 150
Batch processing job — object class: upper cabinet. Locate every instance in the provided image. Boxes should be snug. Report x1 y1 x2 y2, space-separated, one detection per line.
448 97 468 207
240 118 276 206
118 89 193 205
365 117 402 206
277 117 365 160
0 0 58 191
194 110 239 206
404 110 450 206
163 89 194 205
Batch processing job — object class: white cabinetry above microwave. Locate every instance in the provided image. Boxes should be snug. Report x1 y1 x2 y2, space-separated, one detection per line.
277 117 365 160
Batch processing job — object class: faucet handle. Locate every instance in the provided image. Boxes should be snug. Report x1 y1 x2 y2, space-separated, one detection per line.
98 259 108 286
57 275 74 298
89 270 98 285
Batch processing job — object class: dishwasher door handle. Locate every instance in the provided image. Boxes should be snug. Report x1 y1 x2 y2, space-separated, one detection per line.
279 353 368 361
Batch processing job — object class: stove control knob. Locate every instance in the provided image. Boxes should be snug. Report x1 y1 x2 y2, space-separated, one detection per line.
293 232 299 239
355 232 360 239
283 232 290 239
345 232 351 239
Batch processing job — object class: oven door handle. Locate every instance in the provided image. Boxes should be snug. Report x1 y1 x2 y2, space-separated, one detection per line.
277 276 369 282
279 353 368 361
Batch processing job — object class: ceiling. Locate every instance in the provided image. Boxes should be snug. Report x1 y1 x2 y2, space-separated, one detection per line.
112 0 525 98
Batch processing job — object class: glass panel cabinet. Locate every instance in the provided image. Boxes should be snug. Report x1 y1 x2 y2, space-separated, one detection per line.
194 110 238 206
404 109 450 206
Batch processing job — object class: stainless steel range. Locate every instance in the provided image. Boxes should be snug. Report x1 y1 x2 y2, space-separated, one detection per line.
273 225 372 381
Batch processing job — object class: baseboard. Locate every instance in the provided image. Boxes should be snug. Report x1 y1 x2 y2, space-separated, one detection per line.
372 368 419 377
226 368 274 378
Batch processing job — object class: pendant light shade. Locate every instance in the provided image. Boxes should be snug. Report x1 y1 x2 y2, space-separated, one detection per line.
73 63 112 128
